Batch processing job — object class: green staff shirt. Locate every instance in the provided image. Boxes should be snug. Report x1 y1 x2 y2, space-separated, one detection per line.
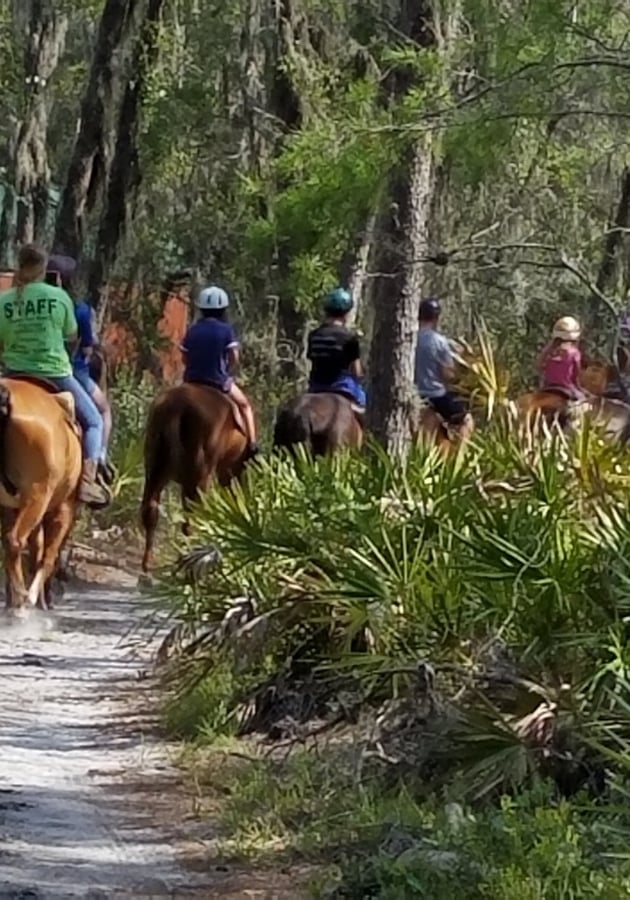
0 282 77 376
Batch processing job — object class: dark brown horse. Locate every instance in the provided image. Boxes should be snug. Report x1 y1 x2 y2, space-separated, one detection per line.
140 383 251 572
273 392 363 456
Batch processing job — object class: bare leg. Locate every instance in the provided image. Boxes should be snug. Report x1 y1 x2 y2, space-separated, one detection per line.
91 383 112 458
227 383 257 445
458 413 475 445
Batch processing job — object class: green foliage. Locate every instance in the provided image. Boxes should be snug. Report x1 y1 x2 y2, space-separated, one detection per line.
326 787 630 899
160 424 630 714
193 746 630 898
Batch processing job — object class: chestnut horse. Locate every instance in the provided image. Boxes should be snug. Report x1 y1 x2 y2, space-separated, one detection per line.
0 378 82 611
273 392 363 456
141 383 251 572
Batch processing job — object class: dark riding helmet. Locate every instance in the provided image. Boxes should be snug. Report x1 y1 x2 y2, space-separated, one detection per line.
419 296 441 321
47 253 77 289
324 287 353 316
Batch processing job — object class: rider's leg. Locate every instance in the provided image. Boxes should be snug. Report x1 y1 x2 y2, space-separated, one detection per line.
91 383 112 461
226 382 258 453
47 375 109 508
75 368 111 462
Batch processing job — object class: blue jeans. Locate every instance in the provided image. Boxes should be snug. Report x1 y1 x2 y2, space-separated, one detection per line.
309 373 367 407
74 365 97 397
9 372 103 461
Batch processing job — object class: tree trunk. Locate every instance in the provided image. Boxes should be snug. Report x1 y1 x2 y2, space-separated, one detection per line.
9 1 67 249
340 212 378 330
87 0 165 304
53 0 135 259
367 141 436 453
590 166 630 327
365 0 438 453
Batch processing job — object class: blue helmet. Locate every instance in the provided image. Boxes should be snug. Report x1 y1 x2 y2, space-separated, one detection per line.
324 287 353 315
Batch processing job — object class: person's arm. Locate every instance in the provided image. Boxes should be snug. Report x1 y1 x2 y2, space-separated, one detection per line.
346 334 362 378
537 342 551 374
78 303 95 359
226 325 240 372
572 348 583 385
437 335 456 382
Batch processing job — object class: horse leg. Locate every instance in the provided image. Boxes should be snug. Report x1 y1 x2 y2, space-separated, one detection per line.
180 481 200 537
29 500 77 610
140 466 170 574
3 493 50 609
27 526 45 610
1 509 17 609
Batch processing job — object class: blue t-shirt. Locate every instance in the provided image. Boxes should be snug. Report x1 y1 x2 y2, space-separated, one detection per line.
414 328 454 398
72 300 94 374
182 317 238 386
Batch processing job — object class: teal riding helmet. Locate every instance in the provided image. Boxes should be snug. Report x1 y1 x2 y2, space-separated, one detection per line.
324 287 353 315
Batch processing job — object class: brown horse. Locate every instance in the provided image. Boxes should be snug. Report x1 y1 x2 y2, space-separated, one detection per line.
140 383 251 572
273 392 363 456
410 405 470 454
516 356 628 432
0 378 82 611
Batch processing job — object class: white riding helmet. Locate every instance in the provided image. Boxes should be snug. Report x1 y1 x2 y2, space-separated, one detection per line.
196 285 229 310
552 315 581 342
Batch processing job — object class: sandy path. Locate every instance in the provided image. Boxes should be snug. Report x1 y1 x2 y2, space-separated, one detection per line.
0 584 213 899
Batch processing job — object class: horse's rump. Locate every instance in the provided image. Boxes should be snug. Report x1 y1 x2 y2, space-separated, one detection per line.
274 392 362 454
0 379 82 497
188 383 247 436
141 383 250 571
144 383 247 486
5 373 78 431
0 379 82 609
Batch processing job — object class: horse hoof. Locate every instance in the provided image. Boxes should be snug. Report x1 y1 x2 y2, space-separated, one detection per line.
9 606 30 622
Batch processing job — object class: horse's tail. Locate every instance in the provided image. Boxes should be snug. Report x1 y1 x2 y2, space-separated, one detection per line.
0 383 17 496
273 399 311 450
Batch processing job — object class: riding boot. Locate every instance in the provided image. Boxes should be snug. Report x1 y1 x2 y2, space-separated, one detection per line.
79 459 111 509
97 458 116 486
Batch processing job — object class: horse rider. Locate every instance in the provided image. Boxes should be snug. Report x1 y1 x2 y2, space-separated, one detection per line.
47 254 114 484
537 316 584 401
181 284 259 457
0 244 109 508
306 287 366 411
414 296 473 439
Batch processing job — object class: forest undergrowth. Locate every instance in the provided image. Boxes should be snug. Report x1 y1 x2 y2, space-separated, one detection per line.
141 402 630 898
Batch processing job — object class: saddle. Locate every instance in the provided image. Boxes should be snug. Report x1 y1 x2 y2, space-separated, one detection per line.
4 374 79 432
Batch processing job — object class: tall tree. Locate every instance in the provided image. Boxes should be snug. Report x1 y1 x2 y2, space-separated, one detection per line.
53 0 137 260
88 0 165 303
7 0 68 251
366 1 439 453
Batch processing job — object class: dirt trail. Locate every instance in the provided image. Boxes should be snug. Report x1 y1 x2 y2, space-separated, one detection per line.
0 583 215 899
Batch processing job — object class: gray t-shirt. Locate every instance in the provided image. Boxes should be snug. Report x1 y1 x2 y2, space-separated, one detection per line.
414 328 454 398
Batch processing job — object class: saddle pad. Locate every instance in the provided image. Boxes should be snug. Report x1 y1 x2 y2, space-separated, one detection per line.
52 392 80 436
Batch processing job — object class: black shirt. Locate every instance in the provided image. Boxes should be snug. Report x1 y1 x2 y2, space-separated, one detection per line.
307 322 360 385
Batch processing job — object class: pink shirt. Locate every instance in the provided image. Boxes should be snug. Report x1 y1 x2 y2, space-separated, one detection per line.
542 344 581 389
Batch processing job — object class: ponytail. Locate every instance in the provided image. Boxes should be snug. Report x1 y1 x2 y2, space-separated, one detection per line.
14 244 47 304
